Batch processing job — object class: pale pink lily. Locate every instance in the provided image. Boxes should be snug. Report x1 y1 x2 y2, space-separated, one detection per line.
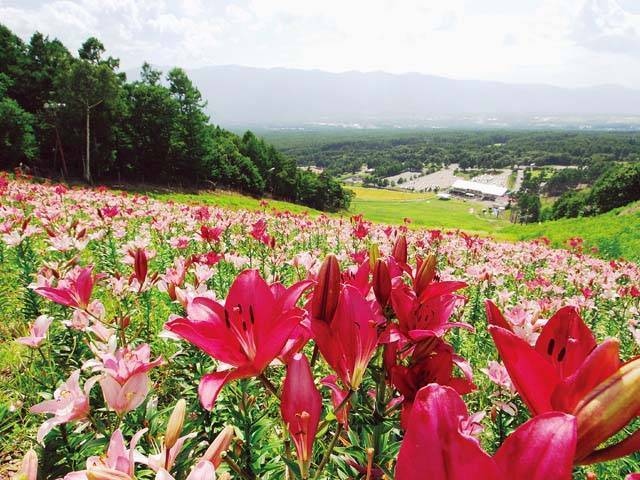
99 372 150 416
155 460 217 480
63 428 147 480
143 432 197 472
93 344 160 416
17 315 53 348
11 449 38 480
30 370 97 443
97 344 163 384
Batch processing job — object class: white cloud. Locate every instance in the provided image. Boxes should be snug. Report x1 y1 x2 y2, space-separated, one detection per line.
1 0 640 87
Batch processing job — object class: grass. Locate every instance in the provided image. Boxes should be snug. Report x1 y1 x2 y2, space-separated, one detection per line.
147 189 322 216
498 202 640 262
348 186 510 234
128 184 639 263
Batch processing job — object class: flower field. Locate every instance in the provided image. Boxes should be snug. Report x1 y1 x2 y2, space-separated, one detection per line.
1 174 639 479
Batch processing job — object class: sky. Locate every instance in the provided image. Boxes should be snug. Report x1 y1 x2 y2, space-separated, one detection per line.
2 0 640 88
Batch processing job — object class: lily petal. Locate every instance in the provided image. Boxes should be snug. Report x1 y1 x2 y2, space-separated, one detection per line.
493 412 577 480
488 325 560 415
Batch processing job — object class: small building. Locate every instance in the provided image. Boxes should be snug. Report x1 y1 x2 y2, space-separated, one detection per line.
449 180 508 201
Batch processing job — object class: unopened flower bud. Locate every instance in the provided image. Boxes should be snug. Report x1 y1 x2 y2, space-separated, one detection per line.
368 244 380 270
392 235 407 264
311 255 341 322
373 259 391 308
574 357 640 462
164 399 186 450
414 254 437 296
203 425 235 468
13 449 38 480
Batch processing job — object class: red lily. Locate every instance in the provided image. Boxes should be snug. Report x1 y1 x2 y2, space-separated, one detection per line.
35 266 99 309
391 338 475 428
389 273 467 341
165 270 310 410
486 300 640 463
281 353 322 476
311 282 384 390
395 384 577 480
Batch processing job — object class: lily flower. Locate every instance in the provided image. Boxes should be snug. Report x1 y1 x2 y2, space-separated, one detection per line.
391 338 475 428
17 314 53 348
165 269 311 410
35 266 99 309
30 370 97 443
281 353 322 475
395 384 577 480
312 282 384 390
62 428 147 480
12 449 38 480
486 300 640 464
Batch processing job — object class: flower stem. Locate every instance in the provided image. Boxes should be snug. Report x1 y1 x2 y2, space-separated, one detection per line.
311 423 343 480
222 452 253 480
258 373 278 397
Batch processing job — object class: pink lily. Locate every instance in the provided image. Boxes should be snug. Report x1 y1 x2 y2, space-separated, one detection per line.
30 370 97 443
99 372 150 416
35 266 99 309
17 315 53 348
97 344 163 384
62 428 147 480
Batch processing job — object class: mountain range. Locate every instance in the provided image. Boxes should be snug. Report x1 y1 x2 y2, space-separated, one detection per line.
133 65 640 128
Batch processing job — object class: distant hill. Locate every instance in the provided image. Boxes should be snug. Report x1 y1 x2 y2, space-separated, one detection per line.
132 65 640 128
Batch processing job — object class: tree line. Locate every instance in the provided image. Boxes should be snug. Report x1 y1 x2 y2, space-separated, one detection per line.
0 25 352 212
266 129 640 180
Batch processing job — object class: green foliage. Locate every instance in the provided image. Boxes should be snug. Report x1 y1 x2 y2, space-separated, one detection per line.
265 129 640 179
0 90 38 166
0 23 351 212
589 163 640 214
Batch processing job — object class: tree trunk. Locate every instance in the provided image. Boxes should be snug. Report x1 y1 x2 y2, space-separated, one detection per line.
85 102 91 184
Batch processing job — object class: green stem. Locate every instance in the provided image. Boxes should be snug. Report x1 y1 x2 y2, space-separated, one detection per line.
222 452 253 480
312 423 343 480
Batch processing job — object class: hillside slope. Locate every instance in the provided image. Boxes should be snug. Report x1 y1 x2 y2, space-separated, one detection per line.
141 185 639 263
499 202 640 262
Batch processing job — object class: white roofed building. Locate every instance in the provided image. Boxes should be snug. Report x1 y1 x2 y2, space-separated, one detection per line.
449 180 508 201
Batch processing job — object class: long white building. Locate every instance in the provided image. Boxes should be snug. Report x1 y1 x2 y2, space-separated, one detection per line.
449 180 508 200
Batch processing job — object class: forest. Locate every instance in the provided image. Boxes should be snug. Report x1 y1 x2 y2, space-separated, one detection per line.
266 129 640 179
0 24 352 212
265 129 640 223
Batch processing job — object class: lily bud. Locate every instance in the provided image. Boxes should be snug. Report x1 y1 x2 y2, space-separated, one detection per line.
203 425 235 468
414 254 437 297
392 235 407 264
311 254 341 322
15 449 38 480
574 357 640 462
133 248 148 284
373 259 391 308
368 243 381 270
164 398 186 450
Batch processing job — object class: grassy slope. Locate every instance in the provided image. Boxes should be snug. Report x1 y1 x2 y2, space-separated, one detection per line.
151 186 638 262
499 202 640 262
148 189 321 215
347 186 510 233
